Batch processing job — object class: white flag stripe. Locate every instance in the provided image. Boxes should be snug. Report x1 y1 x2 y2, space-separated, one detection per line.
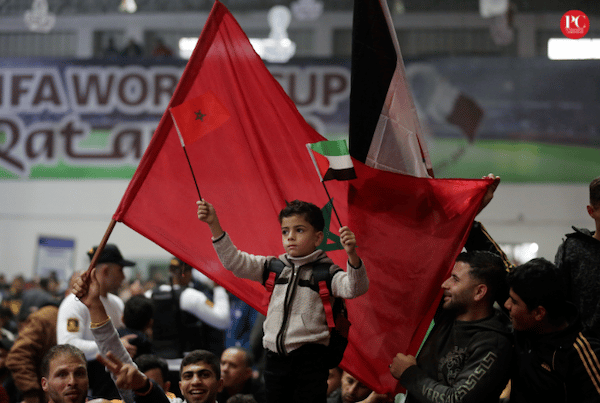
367 66 432 177
327 154 354 171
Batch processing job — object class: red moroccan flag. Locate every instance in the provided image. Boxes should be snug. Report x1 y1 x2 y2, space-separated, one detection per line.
112 0 492 394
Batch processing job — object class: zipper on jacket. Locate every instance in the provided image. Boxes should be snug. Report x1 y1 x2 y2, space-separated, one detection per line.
275 264 302 355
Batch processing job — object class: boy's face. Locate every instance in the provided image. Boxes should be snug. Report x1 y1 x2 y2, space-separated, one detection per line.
281 214 324 257
504 288 539 331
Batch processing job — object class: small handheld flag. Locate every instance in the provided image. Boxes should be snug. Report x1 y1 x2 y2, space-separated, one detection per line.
307 139 356 228
169 91 231 200
306 139 357 182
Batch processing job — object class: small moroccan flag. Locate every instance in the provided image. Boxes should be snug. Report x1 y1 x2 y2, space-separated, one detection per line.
307 140 357 182
170 91 231 146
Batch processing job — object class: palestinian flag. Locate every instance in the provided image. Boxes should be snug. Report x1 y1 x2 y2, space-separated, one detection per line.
349 0 433 178
307 140 357 182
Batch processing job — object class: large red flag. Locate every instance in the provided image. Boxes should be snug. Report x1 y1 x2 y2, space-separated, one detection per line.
112 0 492 394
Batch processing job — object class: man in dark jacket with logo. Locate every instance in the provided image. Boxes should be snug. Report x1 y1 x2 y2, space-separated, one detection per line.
390 251 512 403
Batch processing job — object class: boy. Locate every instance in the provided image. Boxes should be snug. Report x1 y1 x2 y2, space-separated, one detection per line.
197 199 369 403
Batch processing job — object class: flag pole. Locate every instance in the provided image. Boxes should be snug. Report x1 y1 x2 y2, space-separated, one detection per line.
170 110 202 200
182 145 202 200
85 218 117 277
321 181 343 228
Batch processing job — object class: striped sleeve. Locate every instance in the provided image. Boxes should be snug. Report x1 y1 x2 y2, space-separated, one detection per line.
573 332 600 397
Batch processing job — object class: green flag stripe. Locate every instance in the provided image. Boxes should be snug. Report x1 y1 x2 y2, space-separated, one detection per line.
310 140 350 157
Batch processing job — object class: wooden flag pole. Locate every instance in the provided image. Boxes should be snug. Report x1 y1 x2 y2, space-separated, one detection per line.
321 181 343 228
85 218 117 277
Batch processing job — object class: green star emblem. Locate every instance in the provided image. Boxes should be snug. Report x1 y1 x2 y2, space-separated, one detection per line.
195 110 206 121
318 199 343 252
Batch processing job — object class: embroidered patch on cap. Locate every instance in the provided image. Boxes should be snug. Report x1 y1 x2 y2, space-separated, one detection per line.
67 318 80 332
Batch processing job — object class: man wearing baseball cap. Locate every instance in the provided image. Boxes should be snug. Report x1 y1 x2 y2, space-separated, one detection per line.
56 244 136 399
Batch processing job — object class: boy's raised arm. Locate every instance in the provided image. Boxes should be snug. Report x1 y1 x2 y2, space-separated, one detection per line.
197 199 225 239
340 226 361 268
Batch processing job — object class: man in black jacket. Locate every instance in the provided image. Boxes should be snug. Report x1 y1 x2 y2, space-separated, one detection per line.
505 257 600 403
555 176 600 335
390 250 512 403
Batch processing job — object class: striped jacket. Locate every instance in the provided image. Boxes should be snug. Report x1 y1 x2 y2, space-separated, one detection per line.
510 314 600 403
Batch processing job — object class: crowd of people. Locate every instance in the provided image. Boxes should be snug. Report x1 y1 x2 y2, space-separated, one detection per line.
0 175 598 403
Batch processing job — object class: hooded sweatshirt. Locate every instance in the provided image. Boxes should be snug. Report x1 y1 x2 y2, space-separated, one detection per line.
555 226 600 335
400 308 512 403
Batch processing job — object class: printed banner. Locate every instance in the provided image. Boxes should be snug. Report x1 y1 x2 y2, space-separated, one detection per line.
1 57 599 182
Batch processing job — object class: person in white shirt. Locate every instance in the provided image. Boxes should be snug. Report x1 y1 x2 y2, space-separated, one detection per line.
57 244 136 399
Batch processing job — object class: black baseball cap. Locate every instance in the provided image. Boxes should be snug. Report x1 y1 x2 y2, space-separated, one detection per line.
87 244 135 267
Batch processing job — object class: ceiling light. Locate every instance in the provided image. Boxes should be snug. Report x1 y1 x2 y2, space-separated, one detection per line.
119 0 138 13
24 0 56 33
548 38 600 60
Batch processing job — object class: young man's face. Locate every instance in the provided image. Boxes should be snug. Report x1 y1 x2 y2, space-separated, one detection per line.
504 288 539 331
441 261 480 314
340 372 371 403
280 214 324 257
220 348 252 389
41 353 88 403
179 361 223 403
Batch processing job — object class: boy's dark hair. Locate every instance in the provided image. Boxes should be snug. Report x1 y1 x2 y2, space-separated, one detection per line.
180 349 220 379
135 354 169 381
590 177 600 208
456 250 508 305
278 200 325 232
507 258 568 324
123 295 154 331
41 344 86 378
